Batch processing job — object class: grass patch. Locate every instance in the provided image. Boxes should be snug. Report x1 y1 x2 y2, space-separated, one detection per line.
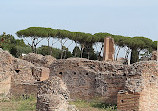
70 100 117 111
0 96 36 111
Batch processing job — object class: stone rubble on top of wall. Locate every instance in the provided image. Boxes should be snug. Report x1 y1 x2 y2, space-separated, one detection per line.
151 51 157 60
51 58 129 75
22 53 56 67
49 58 130 104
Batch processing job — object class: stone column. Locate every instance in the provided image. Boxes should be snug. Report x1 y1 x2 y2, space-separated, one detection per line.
103 37 115 61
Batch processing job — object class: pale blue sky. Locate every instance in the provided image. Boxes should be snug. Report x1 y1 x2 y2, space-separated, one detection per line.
0 0 157 42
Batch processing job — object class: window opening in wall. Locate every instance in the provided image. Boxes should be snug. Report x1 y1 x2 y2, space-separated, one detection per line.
121 100 124 103
86 73 88 75
74 72 76 75
15 69 20 73
136 81 140 86
59 72 63 75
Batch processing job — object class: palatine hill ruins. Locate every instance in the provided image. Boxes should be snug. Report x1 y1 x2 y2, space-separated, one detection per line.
0 37 157 111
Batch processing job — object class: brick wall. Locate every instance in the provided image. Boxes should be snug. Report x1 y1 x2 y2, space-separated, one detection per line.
117 91 140 111
0 76 11 98
50 58 127 104
10 82 37 97
117 61 158 111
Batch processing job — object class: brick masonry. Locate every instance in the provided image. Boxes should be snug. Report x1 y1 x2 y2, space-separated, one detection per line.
117 61 158 111
50 58 128 104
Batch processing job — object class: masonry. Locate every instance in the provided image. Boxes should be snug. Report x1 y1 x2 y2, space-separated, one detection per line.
0 49 50 98
0 47 157 111
50 58 128 104
117 61 158 111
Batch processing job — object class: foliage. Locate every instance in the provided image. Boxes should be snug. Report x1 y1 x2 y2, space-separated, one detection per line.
16 27 156 63
37 45 61 59
0 32 32 57
72 46 81 57
152 41 157 50
82 43 97 60
130 48 139 64
59 46 72 59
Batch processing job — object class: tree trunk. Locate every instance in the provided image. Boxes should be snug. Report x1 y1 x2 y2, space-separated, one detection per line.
60 39 63 59
80 44 84 58
116 47 121 61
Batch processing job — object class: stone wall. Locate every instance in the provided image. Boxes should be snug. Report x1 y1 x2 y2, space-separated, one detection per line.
117 61 158 111
151 51 157 60
50 58 128 104
0 49 16 98
10 82 37 97
0 76 11 98
0 48 49 98
117 91 140 111
36 76 70 111
22 53 56 67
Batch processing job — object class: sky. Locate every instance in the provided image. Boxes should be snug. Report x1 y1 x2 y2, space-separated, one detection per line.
0 0 158 53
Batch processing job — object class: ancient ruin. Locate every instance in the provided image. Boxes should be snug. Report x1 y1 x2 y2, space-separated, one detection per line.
151 51 157 60
22 53 56 67
50 58 127 104
0 45 157 111
0 49 50 98
103 37 115 61
117 61 158 111
36 76 78 111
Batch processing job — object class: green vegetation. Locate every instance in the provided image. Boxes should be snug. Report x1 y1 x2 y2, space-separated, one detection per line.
37 45 72 59
1 27 157 63
0 32 32 57
16 27 157 63
70 100 117 111
0 97 116 111
0 96 36 111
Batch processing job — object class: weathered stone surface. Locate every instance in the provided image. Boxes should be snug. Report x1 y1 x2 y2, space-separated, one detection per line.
0 49 76 110
31 67 50 81
68 105 79 111
50 58 128 104
0 49 16 97
36 76 71 111
103 37 115 61
117 61 158 111
151 51 157 60
22 53 56 67
0 48 49 98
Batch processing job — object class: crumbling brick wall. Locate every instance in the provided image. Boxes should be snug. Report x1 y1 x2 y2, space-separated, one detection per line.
50 58 128 104
117 91 140 111
0 48 50 99
151 51 157 60
0 76 11 98
22 53 56 67
10 83 37 98
117 61 158 111
36 76 70 111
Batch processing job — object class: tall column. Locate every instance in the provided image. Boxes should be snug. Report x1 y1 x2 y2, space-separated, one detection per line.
103 37 115 61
